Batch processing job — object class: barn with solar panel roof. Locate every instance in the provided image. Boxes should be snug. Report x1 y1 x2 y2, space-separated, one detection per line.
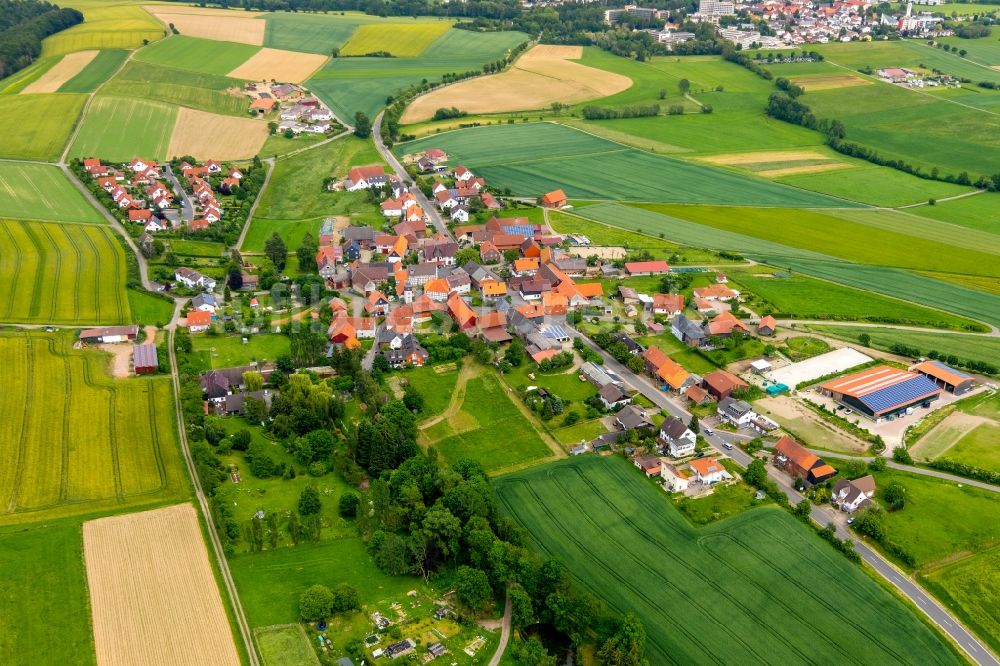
820 365 943 422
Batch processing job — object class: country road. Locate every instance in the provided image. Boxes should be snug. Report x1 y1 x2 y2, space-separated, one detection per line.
567 323 1000 666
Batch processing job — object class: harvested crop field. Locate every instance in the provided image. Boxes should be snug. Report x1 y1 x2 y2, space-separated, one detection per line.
167 107 269 160
21 50 98 93
702 150 835 165
144 6 266 45
402 44 631 123
227 47 327 83
83 504 240 666
790 74 871 90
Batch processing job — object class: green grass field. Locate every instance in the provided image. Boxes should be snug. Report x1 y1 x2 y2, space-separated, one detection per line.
936 35 1000 68
909 192 1000 234
339 21 452 57
58 49 129 93
41 1 163 56
192 334 290 368
262 11 422 55
923 546 1000 656
403 364 461 419
495 457 959 665
69 95 177 161
133 35 260 77
426 372 553 472
784 336 831 361
0 56 60 93
776 165 971 207
101 60 250 116
128 288 176 326
398 123 857 207
0 516 95 665
0 94 87 161
936 424 1000 473
807 325 1000 370
254 625 318 666
307 29 527 121
0 332 188 525
0 220 129 325
0 163 101 223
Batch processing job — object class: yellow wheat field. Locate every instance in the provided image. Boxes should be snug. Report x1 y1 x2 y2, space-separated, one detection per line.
790 74 872 91
22 50 98 93
227 47 327 83
83 504 240 666
401 44 632 123
144 6 266 45
168 107 269 160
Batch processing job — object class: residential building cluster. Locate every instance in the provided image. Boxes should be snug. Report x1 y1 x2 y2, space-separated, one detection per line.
245 81 337 134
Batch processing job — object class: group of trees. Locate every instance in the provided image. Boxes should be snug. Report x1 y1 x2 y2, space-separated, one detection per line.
581 104 660 120
0 0 83 78
162 0 520 19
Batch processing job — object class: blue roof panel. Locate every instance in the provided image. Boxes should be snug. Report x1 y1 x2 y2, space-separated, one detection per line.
929 360 972 380
503 225 534 236
858 376 941 414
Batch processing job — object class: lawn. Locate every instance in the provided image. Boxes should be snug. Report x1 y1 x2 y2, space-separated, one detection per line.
0 93 87 161
636 334 719 375
192 333 290 368
424 372 553 473
397 123 856 207
0 163 101 223
0 332 189 526
0 516 95 666
401 363 461 419
41 0 163 56
783 336 831 361
133 35 261 77
0 219 129 325
59 48 129 92
733 272 978 329
925 423 1000 474
673 481 765 526
254 625 318 666
339 21 452 57
807 325 1000 371
495 456 959 665
307 29 528 121
102 60 251 116
923 546 1000 657
127 289 176 326
69 95 177 161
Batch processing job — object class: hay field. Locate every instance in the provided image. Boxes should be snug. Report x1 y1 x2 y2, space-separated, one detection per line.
339 21 452 57
134 35 260 77
0 219 127 324
0 162 102 222
83 504 240 666
401 44 631 123
790 74 871 91
700 149 852 177
168 107 269 160
101 60 249 116
227 47 327 83
0 333 188 525
0 94 88 161
70 95 177 161
21 50 98 93
42 2 163 56
144 5 265 45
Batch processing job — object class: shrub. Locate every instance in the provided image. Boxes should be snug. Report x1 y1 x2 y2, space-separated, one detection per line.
299 584 334 621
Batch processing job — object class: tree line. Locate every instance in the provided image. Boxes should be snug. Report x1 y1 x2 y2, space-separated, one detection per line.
160 0 519 19
0 0 83 79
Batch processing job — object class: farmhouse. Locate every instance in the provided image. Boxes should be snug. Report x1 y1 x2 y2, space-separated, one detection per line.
345 165 390 191
773 436 837 484
186 310 212 333
652 293 685 315
671 315 707 348
616 405 653 431
912 360 974 395
758 315 777 336
175 267 217 291
693 284 738 301
540 189 567 208
624 261 670 276
831 475 876 513
819 365 942 421
79 325 139 344
702 370 748 401
599 383 632 410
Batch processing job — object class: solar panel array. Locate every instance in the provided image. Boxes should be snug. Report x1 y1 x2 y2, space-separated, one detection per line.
928 360 972 380
858 375 940 415
503 225 535 237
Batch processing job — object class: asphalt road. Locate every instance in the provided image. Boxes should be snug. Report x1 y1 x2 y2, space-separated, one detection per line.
163 165 194 224
372 111 454 241
568 324 999 666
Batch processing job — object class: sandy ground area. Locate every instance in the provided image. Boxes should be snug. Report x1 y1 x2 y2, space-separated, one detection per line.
756 396 870 454
566 246 625 259
22 50 98 93
83 504 240 666
168 107 269 160
144 6 265 45
790 74 871 91
909 411 991 460
401 44 631 123
227 48 327 83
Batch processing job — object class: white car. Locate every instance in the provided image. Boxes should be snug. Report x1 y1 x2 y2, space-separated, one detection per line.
704 428 714 436
723 442 733 450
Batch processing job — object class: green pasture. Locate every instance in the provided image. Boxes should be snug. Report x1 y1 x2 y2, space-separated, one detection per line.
784 336 831 361
733 272 980 329
935 36 1000 67
0 163 101 223
637 334 719 375
0 332 188 526
102 60 250 116
307 29 527 121
0 516 95 666
426 372 553 472
828 206 1000 255
777 165 971 207
0 94 87 161
69 95 177 161
495 456 959 665
812 39 1000 84
191 333 290 368
0 220 128 325
926 2 1000 14
259 131 328 158
402 364 461 419
936 424 1000 473
255 625 318 666
398 123 856 207
169 239 227 258
807 325 1000 370
924 546 1000 657
639 204 1000 277
262 11 422 54
128 289 175 326
909 192 1000 234
59 49 129 93
41 1 163 56
133 35 260 77
340 21 452 57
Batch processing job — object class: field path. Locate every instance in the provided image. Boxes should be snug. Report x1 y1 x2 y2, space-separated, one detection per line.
487 592 512 666
418 361 481 431
896 188 987 209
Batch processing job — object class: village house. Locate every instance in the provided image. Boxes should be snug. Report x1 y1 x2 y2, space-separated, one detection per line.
773 436 838 485
702 370 748 401
661 463 692 493
689 457 732 485
717 396 757 428
187 310 212 333
660 416 696 458
599 383 632 411
616 405 654 431
652 293 685 316
634 455 662 478
832 475 877 513
671 315 708 348
175 267 216 291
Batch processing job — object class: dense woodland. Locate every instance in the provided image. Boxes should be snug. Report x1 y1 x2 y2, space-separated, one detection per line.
0 0 83 78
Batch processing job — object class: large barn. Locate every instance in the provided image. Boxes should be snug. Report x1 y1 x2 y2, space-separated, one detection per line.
79 325 139 344
820 365 942 421
912 360 975 395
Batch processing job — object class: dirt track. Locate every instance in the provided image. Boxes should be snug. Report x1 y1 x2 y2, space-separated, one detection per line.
83 503 241 666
